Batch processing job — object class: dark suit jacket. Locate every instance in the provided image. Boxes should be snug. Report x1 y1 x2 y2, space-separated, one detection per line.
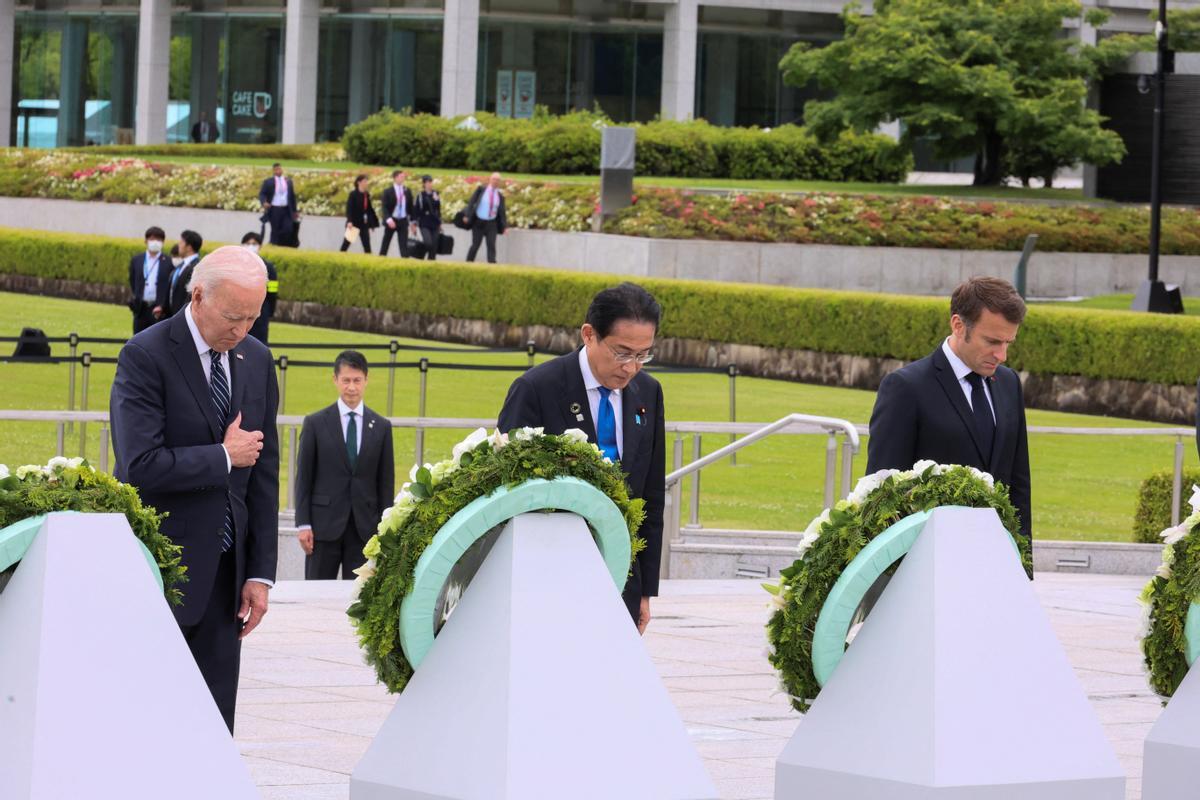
497 350 665 597
167 257 198 317
414 190 441 230
128 252 171 311
258 176 298 217
466 185 507 233
346 189 380 229
866 345 1031 537
191 120 218 143
381 185 415 223
110 310 280 627
295 404 395 543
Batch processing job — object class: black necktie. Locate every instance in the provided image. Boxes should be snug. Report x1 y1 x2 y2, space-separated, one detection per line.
965 372 995 463
210 350 234 553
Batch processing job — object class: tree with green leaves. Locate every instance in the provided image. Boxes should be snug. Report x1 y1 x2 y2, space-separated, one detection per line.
780 0 1141 186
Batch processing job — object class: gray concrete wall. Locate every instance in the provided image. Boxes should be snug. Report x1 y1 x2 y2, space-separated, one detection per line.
1 196 1197 299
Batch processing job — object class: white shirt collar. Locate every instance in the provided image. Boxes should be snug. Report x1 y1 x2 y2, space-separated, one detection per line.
941 337 974 382
183 303 217 357
337 398 364 417
578 347 619 396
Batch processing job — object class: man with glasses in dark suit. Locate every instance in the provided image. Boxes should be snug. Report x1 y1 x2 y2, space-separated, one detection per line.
497 283 666 633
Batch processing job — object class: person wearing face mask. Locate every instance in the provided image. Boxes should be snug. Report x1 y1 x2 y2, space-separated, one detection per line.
168 230 204 317
241 232 279 345
128 226 171 333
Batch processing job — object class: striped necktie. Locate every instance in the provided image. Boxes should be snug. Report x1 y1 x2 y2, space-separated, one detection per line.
210 349 234 552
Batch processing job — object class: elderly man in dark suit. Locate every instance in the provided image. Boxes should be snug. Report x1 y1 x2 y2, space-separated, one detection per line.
379 169 415 258
128 226 171 333
497 282 665 633
295 350 395 579
110 245 279 733
465 172 507 264
258 163 299 247
867 276 1032 538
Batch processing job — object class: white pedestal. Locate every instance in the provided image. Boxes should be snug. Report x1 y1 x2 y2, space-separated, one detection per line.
775 506 1125 799
1143 658 1200 799
351 512 716 800
0 513 257 799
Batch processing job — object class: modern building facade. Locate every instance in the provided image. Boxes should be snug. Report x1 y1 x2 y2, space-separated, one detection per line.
0 0 1189 148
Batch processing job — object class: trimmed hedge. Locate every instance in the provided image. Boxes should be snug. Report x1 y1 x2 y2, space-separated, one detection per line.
1134 469 1200 543
4 227 1200 387
342 110 913 183
65 143 346 162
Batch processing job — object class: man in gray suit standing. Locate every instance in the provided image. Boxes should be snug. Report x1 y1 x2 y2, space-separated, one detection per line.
295 351 395 579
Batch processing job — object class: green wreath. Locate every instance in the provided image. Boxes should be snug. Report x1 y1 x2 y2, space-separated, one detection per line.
0 458 186 605
348 427 646 694
765 462 1030 713
1141 490 1200 698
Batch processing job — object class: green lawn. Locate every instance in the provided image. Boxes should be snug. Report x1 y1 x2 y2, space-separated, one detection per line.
0 291 1189 542
137 153 1088 202
1041 294 1200 316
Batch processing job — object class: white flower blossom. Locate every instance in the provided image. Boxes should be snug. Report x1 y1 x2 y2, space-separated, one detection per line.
1189 484 1200 515
47 456 69 470
513 426 544 441
562 428 589 445
15 464 41 480
0 464 8 480
66 457 85 469
846 469 895 505
429 460 455 486
1156 562 1173 580
967 467 995 489
1161 525 1188 546
488 429 509 450
451 427 489 465
912 459 941 475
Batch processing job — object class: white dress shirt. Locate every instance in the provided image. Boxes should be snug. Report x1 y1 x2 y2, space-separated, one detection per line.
185 305 273 587
141 252 161 303
941 337 995 423
272 176 290 206
392 184 407 219
338 398 366 453
578 347 623 459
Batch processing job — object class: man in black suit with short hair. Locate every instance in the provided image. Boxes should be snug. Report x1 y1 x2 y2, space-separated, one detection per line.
295 350 395 579
128 226 171 333
866 276 1032 537
379 170 415 258
258 163 299 247
497 283 666 632
167 229 203 317
110 246 279 733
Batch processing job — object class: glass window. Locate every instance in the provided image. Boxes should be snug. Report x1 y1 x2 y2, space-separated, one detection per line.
11 12 139 147
168 14 285 143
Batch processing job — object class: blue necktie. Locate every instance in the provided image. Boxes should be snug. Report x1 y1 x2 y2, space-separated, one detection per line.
210 349 234 553
597 387 619 462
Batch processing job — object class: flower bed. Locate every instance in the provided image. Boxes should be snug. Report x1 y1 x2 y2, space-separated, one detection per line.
2 149 1198 253
765 462 1029 712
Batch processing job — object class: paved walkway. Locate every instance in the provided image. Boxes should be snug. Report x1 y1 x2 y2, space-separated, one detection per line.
239 574 1157 800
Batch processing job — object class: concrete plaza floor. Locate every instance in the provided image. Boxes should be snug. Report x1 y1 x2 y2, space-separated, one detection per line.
239 574 1157 800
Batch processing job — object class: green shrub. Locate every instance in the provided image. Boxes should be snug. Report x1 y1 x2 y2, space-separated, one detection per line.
67 142 345 162
1134 469 1200 543
5 226 1200 387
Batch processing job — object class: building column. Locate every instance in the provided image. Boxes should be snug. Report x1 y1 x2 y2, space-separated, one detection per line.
188 18 223 141
0 0 13 147
661 0 697 121
440 0 479 118
282 0 319 143
1078 15 1100 198
134 0 170 144
701 34 737 126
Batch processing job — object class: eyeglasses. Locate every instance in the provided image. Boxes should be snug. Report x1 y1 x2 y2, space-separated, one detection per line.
601 339 654 365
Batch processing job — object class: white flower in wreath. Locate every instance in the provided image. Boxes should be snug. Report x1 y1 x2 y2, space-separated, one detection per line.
1156 561 1173 580
1161 524 1189 547
47 456 70 471
66 456 85 470
429 460 455 486
352 558 377 592
1189 484 1200 515
967 467 995 489
912 459 943 475
0 464 8 480
488 429 509 450
513 426 545 442
846 469 895 505
562 428 590 445
451 427 489 466
15 464 42 480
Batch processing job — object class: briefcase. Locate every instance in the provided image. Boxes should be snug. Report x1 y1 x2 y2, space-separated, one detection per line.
437 233 454 255
453 208 471 230
407 237 428 259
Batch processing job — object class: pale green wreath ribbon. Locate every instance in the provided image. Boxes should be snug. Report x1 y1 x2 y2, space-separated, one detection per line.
399 477 632 670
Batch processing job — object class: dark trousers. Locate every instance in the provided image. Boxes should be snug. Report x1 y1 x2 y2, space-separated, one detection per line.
132 302 158 334
418 226 438 261
467 218 498 263
306 517 368 580
340 225 372 253
179 547 242 734
267 206 295 246
379 219 410 257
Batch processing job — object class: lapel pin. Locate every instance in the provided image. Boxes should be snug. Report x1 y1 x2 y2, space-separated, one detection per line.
576 414 585 422
235 352 244 360
570 402 581 414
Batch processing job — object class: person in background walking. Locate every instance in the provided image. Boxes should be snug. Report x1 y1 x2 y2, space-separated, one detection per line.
128 226 170 334
340 174 379 254
258 163 300 247
379 170 415 258
413 175 442 261
242 232 279 345
191 110 218 143
168 229 203 317
465 172 507 264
